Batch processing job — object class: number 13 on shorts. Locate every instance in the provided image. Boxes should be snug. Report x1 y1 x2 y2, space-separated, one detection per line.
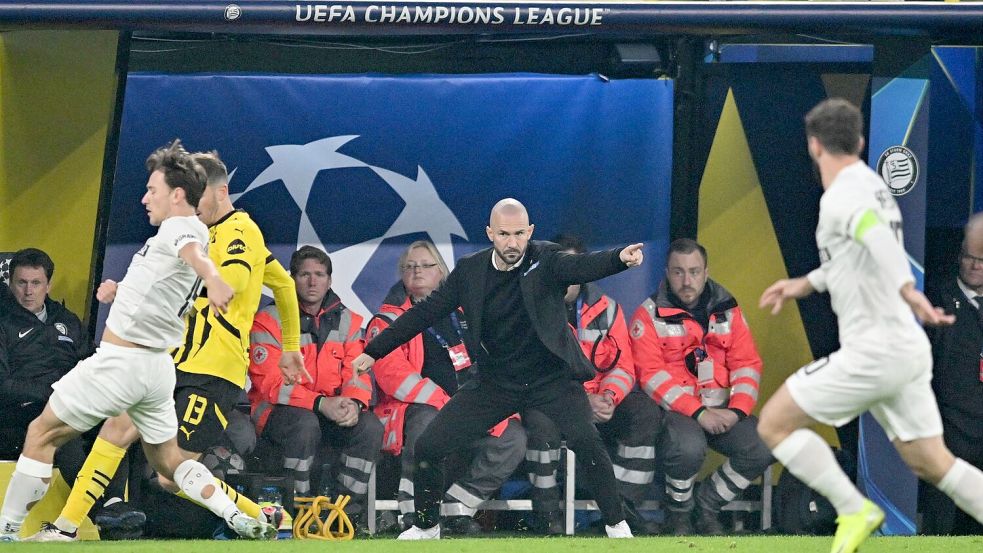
182 393 208 425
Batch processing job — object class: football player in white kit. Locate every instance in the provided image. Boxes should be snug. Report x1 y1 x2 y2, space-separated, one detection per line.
757 98 983 553
0 140 275 541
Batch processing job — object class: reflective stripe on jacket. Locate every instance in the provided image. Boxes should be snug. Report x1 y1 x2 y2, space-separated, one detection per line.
247 290 368 433
573 283 636 405
629 279 762 417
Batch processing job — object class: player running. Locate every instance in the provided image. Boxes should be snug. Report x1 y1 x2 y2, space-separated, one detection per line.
757 99 983 553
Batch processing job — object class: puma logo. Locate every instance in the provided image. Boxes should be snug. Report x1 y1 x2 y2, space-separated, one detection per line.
179 425 196 441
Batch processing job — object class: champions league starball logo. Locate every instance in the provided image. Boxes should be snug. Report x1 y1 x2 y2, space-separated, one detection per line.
230 135 468 318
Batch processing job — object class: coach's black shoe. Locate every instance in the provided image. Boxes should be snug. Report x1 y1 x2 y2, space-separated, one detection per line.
665 509 694 536
442 515 483 536
93 501 147 540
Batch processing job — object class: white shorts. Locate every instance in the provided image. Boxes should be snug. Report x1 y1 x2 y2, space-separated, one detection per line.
49 342 178 445
786 346 943 442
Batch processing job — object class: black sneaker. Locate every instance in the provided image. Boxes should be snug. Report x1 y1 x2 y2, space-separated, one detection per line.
375 511 401 534
695 506 726 536
93 501 147 540
442 515 483 536
624 501 661 535
665 509 694 536
528 511 564 536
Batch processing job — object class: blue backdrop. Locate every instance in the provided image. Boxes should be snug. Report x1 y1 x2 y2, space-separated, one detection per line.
101 72 674 326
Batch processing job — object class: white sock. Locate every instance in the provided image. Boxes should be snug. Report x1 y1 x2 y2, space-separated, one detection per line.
173 459 239 526
772 429 865 515
0 456 53 528
936 458 983 524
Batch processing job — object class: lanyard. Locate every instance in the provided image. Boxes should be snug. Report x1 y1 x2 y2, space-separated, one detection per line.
575 297 583 333
426 312 464 349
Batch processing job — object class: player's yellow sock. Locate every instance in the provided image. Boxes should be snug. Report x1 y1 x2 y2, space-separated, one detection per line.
177 478 262 519
58 438 127 531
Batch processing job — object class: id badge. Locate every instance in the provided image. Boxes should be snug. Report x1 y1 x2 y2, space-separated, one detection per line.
697 359 715 386
448 343 472 371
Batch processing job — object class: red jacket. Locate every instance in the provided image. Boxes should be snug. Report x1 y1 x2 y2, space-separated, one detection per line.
368 286 512 455
629 279 762 418
572 283 636 406
248 290 370 433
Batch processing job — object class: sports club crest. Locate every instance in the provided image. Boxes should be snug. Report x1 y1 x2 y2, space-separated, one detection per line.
876 145 918 196
230 135 468 318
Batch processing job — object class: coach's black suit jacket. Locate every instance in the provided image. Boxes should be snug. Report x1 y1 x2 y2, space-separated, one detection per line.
365 240 629 382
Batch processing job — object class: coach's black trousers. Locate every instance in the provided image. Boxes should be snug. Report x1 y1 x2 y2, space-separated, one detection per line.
412 376 625 528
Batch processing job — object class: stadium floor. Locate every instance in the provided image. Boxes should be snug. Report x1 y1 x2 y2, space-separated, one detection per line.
4 536 983 552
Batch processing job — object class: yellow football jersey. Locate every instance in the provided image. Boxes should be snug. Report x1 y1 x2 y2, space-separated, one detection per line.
172 210 298 387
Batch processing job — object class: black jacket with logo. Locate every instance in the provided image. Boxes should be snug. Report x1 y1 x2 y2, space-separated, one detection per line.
0 294 89 410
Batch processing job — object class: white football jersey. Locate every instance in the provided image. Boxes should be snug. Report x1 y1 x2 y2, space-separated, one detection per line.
812 161 927 354
105 215 208 349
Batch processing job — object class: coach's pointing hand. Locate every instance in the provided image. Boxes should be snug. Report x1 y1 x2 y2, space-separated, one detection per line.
620 243 644 267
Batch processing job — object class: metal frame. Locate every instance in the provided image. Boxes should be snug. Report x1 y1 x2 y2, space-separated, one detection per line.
366 447 774 535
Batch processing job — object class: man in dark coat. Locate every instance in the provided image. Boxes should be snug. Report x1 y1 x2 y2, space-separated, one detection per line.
354 198 644 539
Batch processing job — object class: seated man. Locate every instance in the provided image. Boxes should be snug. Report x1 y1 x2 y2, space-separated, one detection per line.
369 240 526 535
524 235 661 535
249 246 383 531
0 248 87 482
630 238 772 535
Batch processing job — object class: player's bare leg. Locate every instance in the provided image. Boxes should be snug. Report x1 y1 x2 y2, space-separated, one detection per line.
0 405 81 541
143 438 275 540
759 384 879 553
895 436 983 526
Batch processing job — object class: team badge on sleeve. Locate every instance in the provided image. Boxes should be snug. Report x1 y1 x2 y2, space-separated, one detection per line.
252 345 268 364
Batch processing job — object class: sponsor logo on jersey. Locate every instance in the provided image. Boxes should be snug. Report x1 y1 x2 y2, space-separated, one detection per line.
876 146 918 196
227 239 247 255
174 233 199 248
